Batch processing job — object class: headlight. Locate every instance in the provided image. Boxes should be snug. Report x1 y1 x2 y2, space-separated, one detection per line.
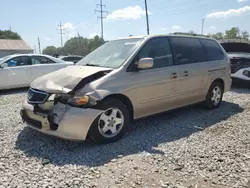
67 95 97 107
243 70 250 77
68 96 89 106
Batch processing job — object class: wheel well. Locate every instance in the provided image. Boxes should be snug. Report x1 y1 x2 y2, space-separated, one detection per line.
212 78 225 91
101 94 134 120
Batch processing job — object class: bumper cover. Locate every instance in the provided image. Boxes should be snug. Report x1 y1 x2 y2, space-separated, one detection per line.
21 99 103 141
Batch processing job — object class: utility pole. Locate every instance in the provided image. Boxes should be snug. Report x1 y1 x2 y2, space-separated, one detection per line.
201 18 205 35
144 0 150 35
95 0 108 39
9 26 12 31
58 21 64 47
37 37 41 54
34 45 36 54
77 33 81 46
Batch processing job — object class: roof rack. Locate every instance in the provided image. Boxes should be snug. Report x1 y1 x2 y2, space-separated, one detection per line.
171 32 210 38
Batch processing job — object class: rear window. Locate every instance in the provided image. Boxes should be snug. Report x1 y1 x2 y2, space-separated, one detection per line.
169 37 207 65
200 39 225 61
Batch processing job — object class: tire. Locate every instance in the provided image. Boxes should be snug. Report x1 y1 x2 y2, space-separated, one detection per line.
88 99 130 144
205 81 224 109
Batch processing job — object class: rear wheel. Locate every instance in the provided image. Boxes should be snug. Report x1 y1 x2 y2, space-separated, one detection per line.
205 81 224 109
88 99 130 144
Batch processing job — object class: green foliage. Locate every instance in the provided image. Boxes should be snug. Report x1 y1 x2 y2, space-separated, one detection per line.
207 32 224 40
42 46 57 55
208 27 249 41
0 30 22 39
43 35 104 56
225 27 240 39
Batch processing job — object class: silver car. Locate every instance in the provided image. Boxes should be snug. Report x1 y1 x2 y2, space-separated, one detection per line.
20 34 231 144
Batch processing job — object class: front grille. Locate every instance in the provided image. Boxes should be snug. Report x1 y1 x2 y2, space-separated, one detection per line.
27 88 49 104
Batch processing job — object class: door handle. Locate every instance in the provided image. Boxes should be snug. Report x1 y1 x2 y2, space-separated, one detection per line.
184 71 188 77
171 72 177 79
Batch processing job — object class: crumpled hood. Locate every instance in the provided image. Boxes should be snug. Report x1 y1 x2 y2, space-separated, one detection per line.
30 65 112 93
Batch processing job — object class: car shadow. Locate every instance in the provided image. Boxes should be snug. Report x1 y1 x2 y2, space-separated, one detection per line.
230 85 250 94
15 101 243 167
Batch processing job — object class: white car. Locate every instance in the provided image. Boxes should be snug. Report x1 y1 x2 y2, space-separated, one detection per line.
0 54 74 90
228 53 250 83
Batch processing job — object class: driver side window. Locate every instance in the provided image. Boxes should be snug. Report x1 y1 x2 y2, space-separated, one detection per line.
137 37 174 69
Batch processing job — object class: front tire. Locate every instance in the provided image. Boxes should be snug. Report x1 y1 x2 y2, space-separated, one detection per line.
88 99 130 144
205 81 224 109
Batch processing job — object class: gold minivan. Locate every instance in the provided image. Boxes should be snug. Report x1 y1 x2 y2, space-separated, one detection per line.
20 34 231 144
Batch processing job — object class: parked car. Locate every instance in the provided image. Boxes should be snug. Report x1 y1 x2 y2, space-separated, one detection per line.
20 35 231 144
0 54 74 90
220 39 250 84
60 55 83 64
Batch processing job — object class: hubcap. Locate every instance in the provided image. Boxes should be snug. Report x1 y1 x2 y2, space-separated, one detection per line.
98 108 124 138
211 86 221 106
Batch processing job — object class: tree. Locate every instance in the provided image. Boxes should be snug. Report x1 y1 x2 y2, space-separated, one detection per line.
241 31 249 41
0 30 22 39
208 32 224 40
188 30 196 34
224 27 240 39
42 46 57 55
63 36 89 56
87 35 104 52
208 27 249 41
43 35 105 56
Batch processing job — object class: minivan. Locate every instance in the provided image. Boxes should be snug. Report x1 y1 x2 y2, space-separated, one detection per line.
20 34 231 144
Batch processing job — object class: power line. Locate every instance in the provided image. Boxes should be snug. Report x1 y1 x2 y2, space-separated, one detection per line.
151 0 228 16
95 0 108 39
73 13 96 25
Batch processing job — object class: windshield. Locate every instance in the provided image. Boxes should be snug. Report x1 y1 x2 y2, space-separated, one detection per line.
77 38 143 68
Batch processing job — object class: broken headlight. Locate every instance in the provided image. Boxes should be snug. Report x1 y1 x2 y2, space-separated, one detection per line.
67 95 97 107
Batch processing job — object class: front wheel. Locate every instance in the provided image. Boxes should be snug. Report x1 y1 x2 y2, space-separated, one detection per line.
88 99 130 144
205 81 224 109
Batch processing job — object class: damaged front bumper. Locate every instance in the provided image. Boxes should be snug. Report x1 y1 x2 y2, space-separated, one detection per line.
20 99 103 141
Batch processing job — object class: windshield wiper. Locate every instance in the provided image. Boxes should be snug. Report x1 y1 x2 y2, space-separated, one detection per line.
85 63 100 67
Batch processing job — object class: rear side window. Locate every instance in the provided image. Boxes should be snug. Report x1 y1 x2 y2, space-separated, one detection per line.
200 39 225 61
169 37 207 65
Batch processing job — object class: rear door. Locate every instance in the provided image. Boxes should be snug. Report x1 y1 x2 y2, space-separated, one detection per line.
169 37 208 105
29 56 69 81
0 56 31 89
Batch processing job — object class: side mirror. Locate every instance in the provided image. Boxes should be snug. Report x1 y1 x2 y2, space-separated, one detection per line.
0 63 8 68
137 58 153 70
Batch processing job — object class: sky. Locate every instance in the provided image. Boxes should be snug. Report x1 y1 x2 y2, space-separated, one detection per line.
1 0 250 51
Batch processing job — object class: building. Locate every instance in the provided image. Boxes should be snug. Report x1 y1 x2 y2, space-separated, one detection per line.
0 39 33 58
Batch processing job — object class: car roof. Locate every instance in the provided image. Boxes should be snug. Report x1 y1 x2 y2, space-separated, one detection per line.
3 54 52 58
0 54 67 63
62 55 83 58
115 34 214 41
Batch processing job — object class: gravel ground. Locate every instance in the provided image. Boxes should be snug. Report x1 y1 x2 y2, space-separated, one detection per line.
0 88 249 188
